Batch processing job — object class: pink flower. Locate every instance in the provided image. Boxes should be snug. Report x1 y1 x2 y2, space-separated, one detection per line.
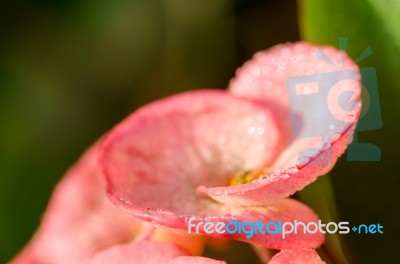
12 42 361 263
99 42 360 250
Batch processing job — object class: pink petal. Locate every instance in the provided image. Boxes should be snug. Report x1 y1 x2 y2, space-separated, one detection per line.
12 143 140 264
88 241 188 264
269 249 326 264
100 90 282 217
200 126 354 205
100 90 323 249
203 42 361 204
168 256 226 264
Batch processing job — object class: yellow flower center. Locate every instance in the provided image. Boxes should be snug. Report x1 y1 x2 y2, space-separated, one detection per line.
228 169 268 186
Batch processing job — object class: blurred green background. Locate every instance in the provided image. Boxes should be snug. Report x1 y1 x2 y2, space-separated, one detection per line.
0 0 398 263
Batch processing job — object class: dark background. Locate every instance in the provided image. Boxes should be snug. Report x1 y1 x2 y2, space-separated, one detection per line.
0 0 397 263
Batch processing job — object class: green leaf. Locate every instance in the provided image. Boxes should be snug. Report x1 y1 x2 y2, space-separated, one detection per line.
299 0 400 91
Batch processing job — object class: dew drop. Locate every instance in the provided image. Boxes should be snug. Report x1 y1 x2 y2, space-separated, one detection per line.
247 126 256 134
286 167 298 174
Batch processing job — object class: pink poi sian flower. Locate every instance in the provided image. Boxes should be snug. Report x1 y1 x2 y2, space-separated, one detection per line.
100 90 324 250
12 42 361 263
99 43 361 258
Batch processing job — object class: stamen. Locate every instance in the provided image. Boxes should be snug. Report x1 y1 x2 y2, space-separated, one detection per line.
228 169 268 186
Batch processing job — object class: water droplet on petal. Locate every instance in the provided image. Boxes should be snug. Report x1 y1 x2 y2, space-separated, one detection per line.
247 126 255 135
286 167 298 174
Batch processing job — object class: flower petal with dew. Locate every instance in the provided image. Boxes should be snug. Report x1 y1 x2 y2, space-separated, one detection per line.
100 90 324 249
202 41 362 205
12 143 140 264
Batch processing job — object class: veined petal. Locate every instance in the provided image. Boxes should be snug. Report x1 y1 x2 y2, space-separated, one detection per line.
269 249 326 264
12 143 140 264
